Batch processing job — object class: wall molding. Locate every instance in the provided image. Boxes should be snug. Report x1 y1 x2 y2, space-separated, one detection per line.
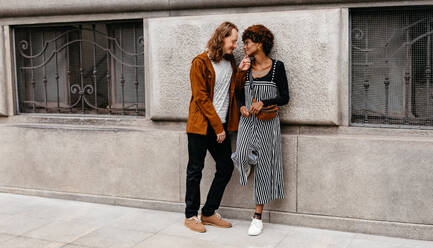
0 0 429 18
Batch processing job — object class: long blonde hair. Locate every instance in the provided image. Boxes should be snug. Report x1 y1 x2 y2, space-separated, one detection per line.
206 22 238 62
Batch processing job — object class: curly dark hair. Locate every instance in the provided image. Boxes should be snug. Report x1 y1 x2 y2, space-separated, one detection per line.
242 24 274 56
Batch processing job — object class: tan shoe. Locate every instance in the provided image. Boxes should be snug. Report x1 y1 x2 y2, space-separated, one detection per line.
201 213 232 228
184 216 206 233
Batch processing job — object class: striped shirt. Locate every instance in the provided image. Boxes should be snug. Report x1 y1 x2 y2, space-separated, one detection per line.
211 58 232 123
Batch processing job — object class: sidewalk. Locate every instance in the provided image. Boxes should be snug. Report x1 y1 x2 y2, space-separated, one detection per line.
0 193 432 248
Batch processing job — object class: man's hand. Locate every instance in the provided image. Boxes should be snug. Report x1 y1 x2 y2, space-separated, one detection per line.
216 130 226 144
240 106 250 118
250 101 264 115
239 55 251 71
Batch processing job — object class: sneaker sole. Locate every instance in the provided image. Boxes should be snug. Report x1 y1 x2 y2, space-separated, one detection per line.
184 223 206 233
201 221 232 228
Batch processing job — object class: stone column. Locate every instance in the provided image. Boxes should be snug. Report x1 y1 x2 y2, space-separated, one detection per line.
0 25 8 116
0 25 14 117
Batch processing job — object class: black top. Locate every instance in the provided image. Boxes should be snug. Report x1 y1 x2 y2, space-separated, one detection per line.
238 60 290 107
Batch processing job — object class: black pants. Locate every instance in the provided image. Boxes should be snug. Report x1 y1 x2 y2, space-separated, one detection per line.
185 125 234 218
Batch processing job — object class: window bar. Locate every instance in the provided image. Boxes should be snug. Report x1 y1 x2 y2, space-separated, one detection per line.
426 21 431 123
54 31 60 112
29 31 36 112
384 77 390 124
404 17 411 125
92 24 98 113
106 29 112 114
42 31 48 112
404 70 411 124
79 25 85 113
120 26 125 115
66 31 72 113
363 80 370 123
384 18 390 124
133 24 139 114
19 46 26 113
363 23 369 124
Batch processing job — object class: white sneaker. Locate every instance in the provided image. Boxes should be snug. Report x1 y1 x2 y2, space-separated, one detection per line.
248 218 263 236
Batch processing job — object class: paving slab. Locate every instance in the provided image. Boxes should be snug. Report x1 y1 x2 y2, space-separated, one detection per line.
0 193 432 248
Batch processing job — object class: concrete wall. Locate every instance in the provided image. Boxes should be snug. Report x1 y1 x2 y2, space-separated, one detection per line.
1 0 433 242
0 26 6 116
298 135 433 225
0 124 182 202
148 9 347 125
1 120 433 240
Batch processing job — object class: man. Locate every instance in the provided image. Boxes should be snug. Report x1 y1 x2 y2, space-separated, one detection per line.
184 21 250 233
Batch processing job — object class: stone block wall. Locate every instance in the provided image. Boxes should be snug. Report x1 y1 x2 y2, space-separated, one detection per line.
0 0 433 241
148 9 347 125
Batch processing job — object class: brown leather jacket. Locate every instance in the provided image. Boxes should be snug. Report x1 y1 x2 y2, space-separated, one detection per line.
186 51 247 135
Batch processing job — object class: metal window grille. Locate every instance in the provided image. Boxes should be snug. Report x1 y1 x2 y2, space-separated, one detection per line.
14 20 145 115
351 7 433 127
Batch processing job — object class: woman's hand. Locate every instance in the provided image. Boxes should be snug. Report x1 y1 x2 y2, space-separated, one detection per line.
216 130 226 144
240 106 250 118
250 101 264 115
239 55 251 71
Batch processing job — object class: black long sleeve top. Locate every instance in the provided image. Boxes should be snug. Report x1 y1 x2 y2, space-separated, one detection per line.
238 60 290 107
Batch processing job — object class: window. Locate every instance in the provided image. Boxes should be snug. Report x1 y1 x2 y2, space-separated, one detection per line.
14 20 145 115
351 8 433 127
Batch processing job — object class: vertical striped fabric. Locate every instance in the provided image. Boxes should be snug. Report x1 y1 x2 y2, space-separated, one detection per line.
232 60 284 205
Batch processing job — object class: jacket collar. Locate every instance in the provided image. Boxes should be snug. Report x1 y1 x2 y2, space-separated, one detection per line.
196 50 237 71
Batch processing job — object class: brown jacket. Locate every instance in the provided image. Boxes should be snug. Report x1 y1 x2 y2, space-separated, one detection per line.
186 51 247 135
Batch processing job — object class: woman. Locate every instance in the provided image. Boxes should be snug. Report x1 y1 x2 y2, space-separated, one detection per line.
231 24 289 236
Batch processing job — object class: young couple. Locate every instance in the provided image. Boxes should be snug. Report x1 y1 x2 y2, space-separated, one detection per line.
184 22 290 236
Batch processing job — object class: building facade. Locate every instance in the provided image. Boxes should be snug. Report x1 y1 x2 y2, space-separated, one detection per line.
1 0 433 241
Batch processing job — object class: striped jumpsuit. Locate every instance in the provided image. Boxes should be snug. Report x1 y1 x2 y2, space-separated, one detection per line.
231 59 289 205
